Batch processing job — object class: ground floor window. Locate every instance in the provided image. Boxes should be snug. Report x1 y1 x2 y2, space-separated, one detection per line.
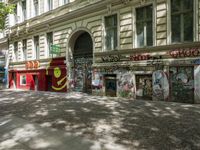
20 75 26 85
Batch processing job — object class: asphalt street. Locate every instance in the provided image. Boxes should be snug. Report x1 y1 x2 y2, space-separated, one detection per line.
0 90 200 150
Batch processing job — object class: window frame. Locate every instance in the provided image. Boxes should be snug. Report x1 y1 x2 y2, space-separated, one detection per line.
103 13 119 51
33 0 39 17
14 42 18 62
20 75 27 85
33 36 40 60
167 0 198 44
46 32 53 57
14 4 18 24
47 0 53 11
21 0 26 21
133 2 155 48
22 39 27 61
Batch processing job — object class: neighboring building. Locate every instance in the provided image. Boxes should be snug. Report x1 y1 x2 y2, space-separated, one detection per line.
0 0 9 89
7 0 200 103
0 31 8 89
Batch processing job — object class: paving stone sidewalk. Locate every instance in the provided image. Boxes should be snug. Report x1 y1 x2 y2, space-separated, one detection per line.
0 90 200 150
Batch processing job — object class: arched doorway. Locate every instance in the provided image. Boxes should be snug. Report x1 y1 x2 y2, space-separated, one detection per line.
71 31 93 93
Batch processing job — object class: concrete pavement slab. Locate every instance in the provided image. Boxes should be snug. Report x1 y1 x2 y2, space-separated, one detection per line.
0 90 200 150
0 115 93 150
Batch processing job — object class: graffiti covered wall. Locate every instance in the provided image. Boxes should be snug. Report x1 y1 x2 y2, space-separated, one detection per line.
170 66 194 103
194 65 200 103
152 70 169 101
117 72 135 98
92 69 103 96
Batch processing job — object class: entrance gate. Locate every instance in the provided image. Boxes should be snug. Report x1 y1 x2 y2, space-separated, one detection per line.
72 32 93 93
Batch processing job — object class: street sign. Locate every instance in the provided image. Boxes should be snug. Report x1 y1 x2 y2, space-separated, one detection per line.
50 44 61 54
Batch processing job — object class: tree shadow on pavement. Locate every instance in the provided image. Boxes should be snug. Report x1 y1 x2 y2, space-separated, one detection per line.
0 91 200 150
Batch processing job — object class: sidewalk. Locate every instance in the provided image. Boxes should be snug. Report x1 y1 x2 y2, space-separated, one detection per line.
0 90 200 150
0 115 92 150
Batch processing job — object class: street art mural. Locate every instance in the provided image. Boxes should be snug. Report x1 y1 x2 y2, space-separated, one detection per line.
117 73 135 98
170 66 194 103
152 70 169 101
136 75 152 100
46 58 67 92
92 69 103 96
194 65 200 103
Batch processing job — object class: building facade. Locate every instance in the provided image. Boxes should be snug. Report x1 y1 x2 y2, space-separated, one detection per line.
0 0 9 89
0 30 8 89
7 0 200 103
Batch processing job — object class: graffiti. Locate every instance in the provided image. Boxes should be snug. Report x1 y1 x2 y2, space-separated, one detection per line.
194 66 200 103
152 70 169 101
101 55 121 62
46 58 67 91
170 66 194 103
25 61 40 69
149 56 162 64
74 58 93 92
169 47 200 58
52 67 67 91
99 65 121 74
192 59 200 65
130 54 150 61
136 75 152 100
92 69 103 96
118 73 135 98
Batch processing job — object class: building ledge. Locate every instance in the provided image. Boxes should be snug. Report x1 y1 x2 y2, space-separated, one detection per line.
95 42 200 56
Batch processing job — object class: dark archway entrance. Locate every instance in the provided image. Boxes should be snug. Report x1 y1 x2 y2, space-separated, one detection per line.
73 32 93 93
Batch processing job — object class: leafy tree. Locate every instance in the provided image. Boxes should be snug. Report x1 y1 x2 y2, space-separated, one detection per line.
0 2 15 30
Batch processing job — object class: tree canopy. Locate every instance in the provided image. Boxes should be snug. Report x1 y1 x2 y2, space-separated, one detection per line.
0 2 15 30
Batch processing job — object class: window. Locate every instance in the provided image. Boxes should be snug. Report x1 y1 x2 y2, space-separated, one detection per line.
48 0 53 11
14 42 18 61
34 0 39 16
22 0 26 21
136 5 153 47
171 0 193 43
105 14 118 50
47 32 53 56
34 36 39 59
22 39 27 61
14 5 18 24
63 0 68 4
20 75 26 85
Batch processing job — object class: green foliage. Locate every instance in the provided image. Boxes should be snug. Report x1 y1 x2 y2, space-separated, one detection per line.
0 2 15 30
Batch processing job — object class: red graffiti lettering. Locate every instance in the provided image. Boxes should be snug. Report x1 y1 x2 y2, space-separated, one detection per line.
130 54 150 61
170 47 200 58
